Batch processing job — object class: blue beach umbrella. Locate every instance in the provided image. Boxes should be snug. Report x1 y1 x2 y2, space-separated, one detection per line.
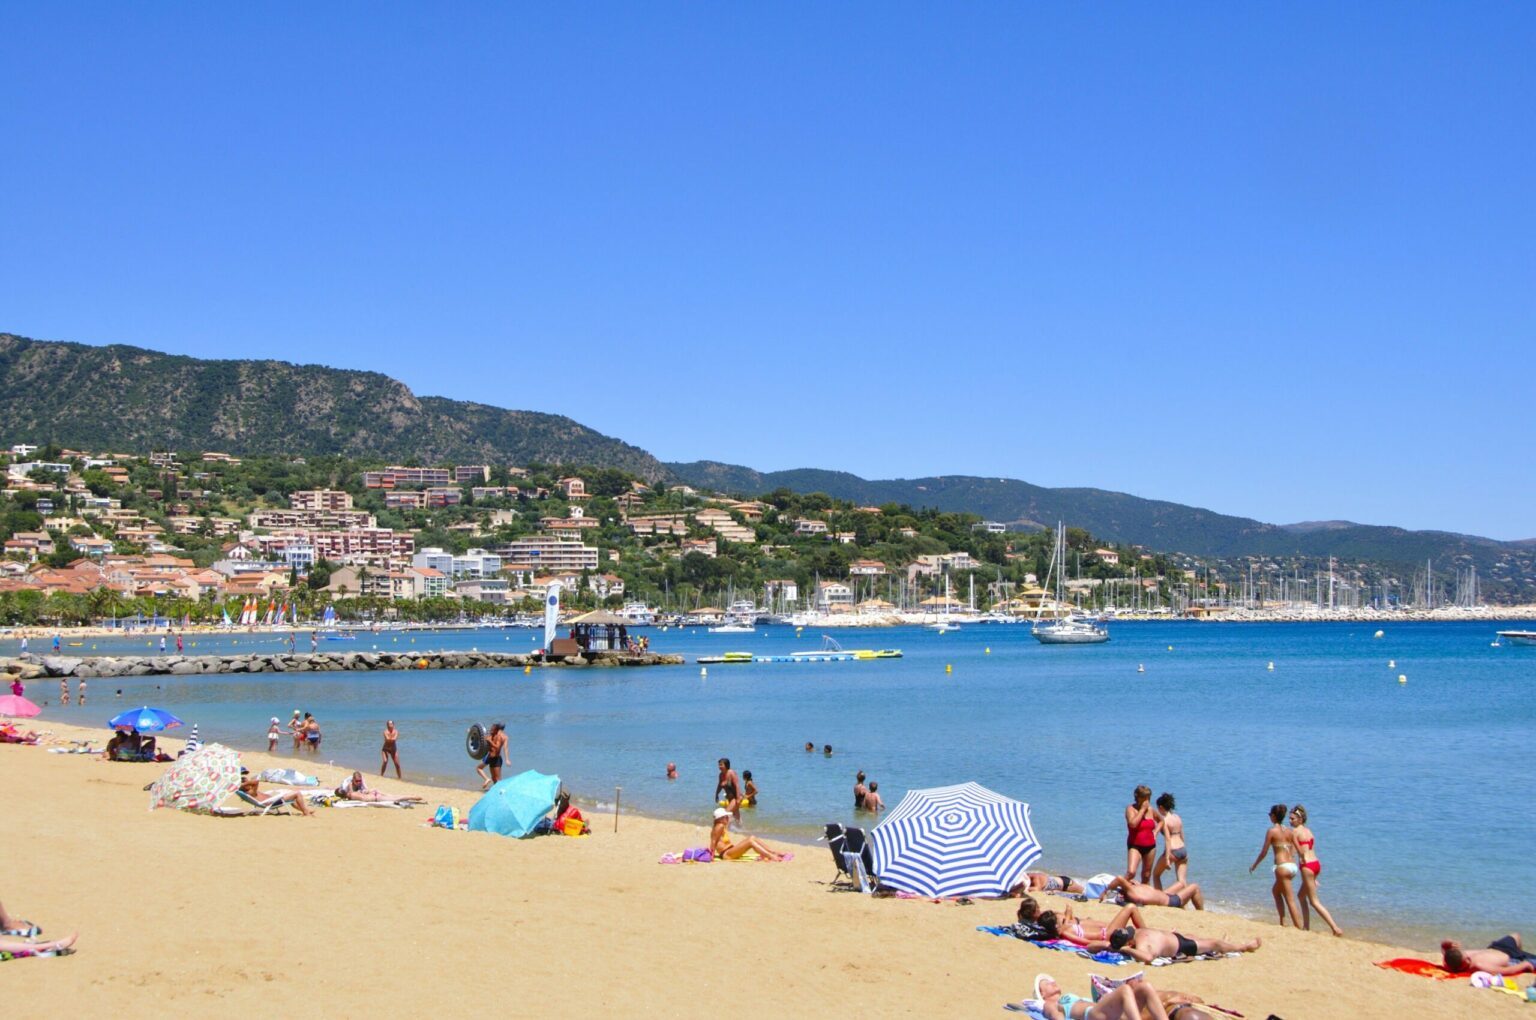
107 706 184 733
869 782 1042 899
468 770 561 838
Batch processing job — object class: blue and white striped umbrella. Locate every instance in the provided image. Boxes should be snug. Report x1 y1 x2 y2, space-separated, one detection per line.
869 782 1042 898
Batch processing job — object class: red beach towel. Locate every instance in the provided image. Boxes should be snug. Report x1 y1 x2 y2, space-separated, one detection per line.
1373 958 1461 980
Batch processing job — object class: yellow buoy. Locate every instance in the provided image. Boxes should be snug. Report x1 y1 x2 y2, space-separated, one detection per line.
985 647 991 654
416 658 429 669
1398 674 1407 684
945 663 953 674
523 665 532 675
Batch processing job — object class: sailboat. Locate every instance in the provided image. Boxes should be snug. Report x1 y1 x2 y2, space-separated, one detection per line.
1032 523 1109 645
928 573 961 631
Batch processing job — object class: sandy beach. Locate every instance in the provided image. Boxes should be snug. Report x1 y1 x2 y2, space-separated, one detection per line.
0 721 1523 1017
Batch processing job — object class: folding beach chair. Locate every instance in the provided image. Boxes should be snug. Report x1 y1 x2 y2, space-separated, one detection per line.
235 789 293 815
822 822 851 885
841 826 877 893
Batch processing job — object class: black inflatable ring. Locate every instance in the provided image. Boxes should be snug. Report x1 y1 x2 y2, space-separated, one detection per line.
465 723 487 761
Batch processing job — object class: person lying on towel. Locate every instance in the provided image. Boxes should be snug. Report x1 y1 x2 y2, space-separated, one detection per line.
1443 934 1536 976
1099 926 1261 964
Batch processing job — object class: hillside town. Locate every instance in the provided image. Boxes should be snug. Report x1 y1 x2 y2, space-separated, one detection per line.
0 443 1518 626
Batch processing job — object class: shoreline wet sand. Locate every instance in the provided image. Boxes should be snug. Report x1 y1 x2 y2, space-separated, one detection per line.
4 720 1525 1017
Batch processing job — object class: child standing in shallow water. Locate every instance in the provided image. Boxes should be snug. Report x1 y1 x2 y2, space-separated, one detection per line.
267 717 281 752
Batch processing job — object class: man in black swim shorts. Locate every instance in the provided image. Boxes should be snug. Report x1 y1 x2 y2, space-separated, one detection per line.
1104 926 1263 963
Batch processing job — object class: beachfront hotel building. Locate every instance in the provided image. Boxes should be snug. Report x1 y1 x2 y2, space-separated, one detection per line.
496 535 599 573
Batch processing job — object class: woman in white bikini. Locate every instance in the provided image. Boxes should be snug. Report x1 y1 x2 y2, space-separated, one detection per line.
1248 803 1304 927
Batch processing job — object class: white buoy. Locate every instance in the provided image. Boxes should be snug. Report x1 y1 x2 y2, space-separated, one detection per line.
1374 630 1384 639
1136 664 1145 673
1267 661 1275 671
1491 640 1501 647
700 667 708 678
1398 674 1407 684
1388 660 1396 668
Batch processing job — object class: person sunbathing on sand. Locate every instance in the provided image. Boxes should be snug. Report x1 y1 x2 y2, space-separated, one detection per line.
1 896 79 956
1093 925 1260 963
1033 973 1170 1020
239 771 313 816
0 724 40 744
1442 934 1536 976
1015 871 1085 895
1099 876 1204 910
1040 901 1149 944
708 807 789 861
335 771 424 805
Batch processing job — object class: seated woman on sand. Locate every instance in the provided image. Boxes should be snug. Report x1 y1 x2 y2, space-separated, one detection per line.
1097 876 1204 910
334 771 425 805
239 770 313 817
708 807 790 862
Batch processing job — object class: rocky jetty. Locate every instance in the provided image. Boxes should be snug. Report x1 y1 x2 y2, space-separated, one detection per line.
1 650 683 680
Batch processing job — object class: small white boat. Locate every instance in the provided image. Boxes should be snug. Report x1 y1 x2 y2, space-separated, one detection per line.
1496 630 1536 646
708 624 755 634
1033 618 1110 644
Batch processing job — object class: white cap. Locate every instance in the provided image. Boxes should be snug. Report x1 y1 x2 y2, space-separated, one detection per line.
713 807 730 820
270 717 279 724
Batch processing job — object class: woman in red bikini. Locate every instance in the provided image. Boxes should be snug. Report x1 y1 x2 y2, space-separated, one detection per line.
1123 785 1160 883
1290 805 1342 936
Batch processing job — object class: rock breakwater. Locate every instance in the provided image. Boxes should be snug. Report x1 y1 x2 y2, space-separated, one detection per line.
2 650 683 679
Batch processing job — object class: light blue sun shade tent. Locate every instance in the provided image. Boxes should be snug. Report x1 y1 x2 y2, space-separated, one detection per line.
468 770 561 838
869 782 1042 898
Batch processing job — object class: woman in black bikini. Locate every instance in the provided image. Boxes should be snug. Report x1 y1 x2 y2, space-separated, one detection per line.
1152 792 1187 890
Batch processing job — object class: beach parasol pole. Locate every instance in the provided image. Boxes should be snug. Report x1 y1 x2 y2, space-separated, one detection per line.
614 786 621 833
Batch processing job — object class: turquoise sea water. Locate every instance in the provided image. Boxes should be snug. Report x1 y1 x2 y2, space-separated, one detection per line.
6 620 1531 946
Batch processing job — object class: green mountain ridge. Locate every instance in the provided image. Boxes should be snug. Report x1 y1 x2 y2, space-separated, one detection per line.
665 460 1536 599
0 333 666 479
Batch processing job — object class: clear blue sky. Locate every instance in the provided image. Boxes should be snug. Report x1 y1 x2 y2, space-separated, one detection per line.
2 5 1532 538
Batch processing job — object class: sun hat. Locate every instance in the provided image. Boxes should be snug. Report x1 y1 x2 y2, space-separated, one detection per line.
270 716 279 724
1033 974 1054 1001
712 807 730 820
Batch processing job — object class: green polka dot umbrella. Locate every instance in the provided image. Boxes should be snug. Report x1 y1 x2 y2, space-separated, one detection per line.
148 743 242 812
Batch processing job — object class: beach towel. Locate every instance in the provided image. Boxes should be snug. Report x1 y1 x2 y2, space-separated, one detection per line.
976 927 1130 965
1002 1000 1048 1018
331 800 409 809
0 947 72 961
1374 957 1461 980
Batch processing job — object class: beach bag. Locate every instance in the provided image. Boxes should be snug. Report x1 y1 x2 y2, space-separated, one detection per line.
682 847 713 863
555 805 587 836
432 805 461 829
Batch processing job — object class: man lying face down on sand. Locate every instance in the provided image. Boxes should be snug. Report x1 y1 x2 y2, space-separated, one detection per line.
1443 934 1536 976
